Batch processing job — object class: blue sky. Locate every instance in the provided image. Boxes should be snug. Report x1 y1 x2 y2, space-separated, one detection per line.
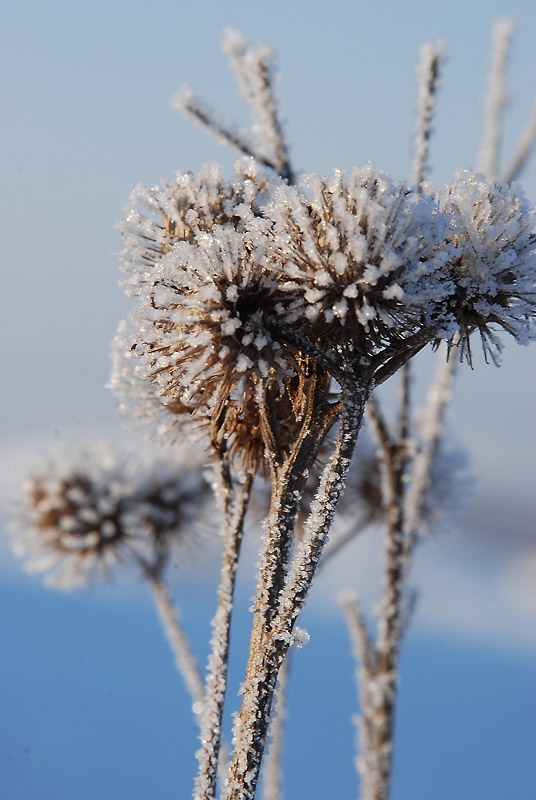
1 1 536 798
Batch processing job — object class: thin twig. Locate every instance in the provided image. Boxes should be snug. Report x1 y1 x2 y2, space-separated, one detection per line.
411 40 446 188
339 592 376 675
173 87 267 167
366 396 394 469
397 363 412 446
262 653 291 800
148 574 205 713
367 438 407 800
404 345 458 555
502 101 536 182
339 592 381 800
194 464 253 800
221 29 294 182
478 18 515 177
173 30 294 183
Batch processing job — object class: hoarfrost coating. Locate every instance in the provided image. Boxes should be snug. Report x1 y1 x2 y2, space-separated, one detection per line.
11 445 211 589
440 171 536 363
114 157 536 471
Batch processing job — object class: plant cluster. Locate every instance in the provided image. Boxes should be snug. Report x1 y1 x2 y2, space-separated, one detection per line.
10 20 536 800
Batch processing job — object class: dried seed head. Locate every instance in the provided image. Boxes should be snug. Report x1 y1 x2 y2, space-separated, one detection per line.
112 227 314 472
264 165 452 357
118 158 276 295
440 170 536 363
10 446 211 589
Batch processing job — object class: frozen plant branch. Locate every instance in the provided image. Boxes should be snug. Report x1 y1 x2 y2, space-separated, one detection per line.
411 40 446 188
502 101 536 183
339 592 376 675
221 29 294 182
173 30 294 182
262 654 290 800
404 343 458 554
173 87 260 165
478 18 515 177
148 574 205 714
226 386 370 800
194 461 253 800
339 592 384 800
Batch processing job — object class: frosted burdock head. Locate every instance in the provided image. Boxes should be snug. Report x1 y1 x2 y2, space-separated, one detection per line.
441 171 536 363
11 446 210 590
118 158 277 295
265 164 451 359
114 226 316 473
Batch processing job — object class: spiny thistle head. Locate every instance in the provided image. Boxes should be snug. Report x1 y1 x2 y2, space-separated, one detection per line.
112 226 320 473
11 446 211 589
264 164 453 357
119 158 277 295
440 170 536 363
112 157 536 473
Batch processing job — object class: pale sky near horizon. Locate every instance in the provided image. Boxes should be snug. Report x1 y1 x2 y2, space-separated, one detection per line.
1 2 536 798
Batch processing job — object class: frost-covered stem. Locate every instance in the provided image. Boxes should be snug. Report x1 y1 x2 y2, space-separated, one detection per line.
262 653 290 800
221 29 294 183
479 18 515 177
358 349 458 799
397 363 411 445
339 593 376 676
366 396 393 461
255 371 332 634
362 395 408 799
148 575 205 714
225 384 369 800
339 593 378 800
502 102 536 183
174 31 294 183
274 384 369 634
404 346 458 555
411 40 445 187
194 465 253 800
354 386 409 798
368 469 406 800
173 87 260 165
